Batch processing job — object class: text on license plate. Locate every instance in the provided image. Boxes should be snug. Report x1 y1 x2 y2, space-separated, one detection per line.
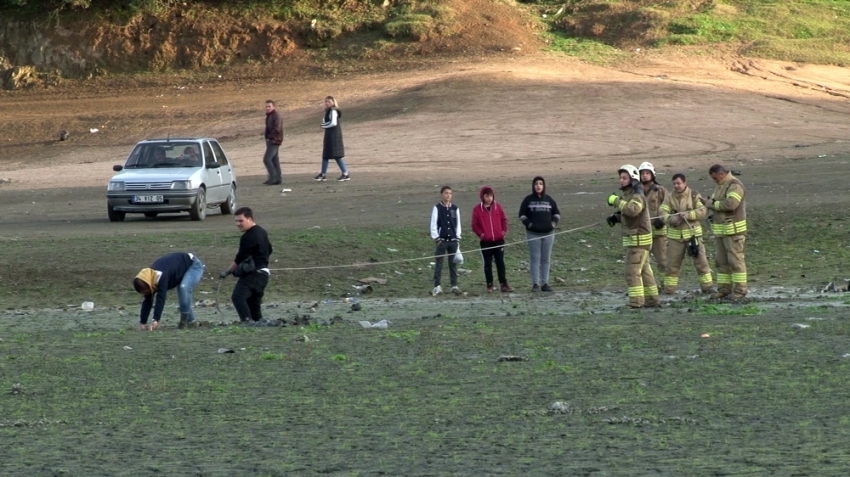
133 195 164 203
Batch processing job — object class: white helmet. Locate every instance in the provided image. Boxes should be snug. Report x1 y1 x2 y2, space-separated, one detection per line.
618 164 639 181
638 161 656 176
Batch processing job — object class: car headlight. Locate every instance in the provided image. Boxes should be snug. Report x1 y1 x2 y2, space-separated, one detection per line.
171 180 192 190
108 181 125 191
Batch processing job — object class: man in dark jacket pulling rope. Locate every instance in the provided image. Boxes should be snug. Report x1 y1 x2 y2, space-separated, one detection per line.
221 207 274 322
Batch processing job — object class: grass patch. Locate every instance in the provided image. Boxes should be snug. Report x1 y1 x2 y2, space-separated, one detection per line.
691 302 763 316
533 0 850 65
543 32 628 64
2 310 850 473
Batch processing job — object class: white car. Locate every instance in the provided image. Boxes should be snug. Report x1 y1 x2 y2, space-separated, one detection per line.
106 138 237 222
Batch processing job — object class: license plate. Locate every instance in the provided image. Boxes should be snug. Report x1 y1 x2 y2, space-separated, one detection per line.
133 195 164 203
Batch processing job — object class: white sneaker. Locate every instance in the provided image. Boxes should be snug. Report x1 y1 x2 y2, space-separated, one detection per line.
451 286 462 295
431 285 442 296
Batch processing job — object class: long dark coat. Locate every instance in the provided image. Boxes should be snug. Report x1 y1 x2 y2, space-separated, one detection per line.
322 108 345 159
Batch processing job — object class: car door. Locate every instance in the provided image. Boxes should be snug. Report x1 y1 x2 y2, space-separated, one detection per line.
202 140 224 203
210 140 234 196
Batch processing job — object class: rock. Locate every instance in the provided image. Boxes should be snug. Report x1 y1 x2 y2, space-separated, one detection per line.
822 281 838 293
497 355 528 362
549 401 570 413
358 319 389 329
217 348 235 354
123 346 132 350
81 301 94 311
791 323 810 329
350 303 362 312
58 130 69 141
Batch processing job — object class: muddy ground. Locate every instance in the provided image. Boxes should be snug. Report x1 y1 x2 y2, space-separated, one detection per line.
2 52 850 475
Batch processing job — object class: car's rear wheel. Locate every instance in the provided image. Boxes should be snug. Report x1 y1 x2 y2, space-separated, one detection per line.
189 187 206 221
144 212 158 219
107 204 125 222
221 183 236 215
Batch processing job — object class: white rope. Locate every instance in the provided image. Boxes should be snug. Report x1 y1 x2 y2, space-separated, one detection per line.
268 220 606 272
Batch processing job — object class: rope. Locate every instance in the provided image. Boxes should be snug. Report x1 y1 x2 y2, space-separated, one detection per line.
268 220 606 272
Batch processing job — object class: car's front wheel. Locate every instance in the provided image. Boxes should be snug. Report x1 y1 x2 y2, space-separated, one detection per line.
221 183 236 215
108 204 125 222
189 187 206 221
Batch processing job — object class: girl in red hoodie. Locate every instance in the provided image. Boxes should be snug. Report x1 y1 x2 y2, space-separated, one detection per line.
471 185 514 293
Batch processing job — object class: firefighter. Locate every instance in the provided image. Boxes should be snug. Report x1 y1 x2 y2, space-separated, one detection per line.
708 164 747 299
638 161 668 282
660 173 715 294
606 164 660 308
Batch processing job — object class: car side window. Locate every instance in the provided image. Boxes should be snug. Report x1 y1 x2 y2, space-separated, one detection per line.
125 145 144 166
202 142 214 165
211 141 229 166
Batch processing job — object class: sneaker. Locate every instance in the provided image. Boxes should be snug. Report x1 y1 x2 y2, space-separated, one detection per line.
337 173 351 182
451 286 462 295
487 284 495 293
531 284 540 292
313 173 327 182
431 285 442 296
540 284 553 292
500 284 514 293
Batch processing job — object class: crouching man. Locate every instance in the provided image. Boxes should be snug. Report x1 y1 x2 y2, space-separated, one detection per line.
134 252 206 330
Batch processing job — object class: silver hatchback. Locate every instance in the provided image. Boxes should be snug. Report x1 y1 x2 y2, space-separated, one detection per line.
106 138 237 222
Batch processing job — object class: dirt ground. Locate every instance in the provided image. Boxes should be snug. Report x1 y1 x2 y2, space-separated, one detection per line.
2 51 850 235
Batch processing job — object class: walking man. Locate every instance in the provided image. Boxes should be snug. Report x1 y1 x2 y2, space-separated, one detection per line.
430 185 462 296
606 165 659 308
134 252 205 330
639 162 668 282
221 207 274 321
708 164 747 299
660 173 715 294
262 100 283 185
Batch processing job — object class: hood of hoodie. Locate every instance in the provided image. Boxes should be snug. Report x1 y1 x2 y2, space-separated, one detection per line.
479 185 496 202
532 176 546 196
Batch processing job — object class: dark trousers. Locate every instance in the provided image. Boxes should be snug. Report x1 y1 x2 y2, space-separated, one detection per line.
232 271 269 322
480 239 507 286
263 140 282 181
433 240 458 287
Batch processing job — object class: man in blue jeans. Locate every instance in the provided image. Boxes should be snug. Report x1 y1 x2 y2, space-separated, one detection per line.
133 252 205 330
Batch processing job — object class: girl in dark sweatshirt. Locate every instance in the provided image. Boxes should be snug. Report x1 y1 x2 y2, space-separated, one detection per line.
518 176 560 292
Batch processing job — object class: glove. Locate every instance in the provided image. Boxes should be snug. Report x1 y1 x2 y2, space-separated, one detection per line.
669 215 683 227
607 193 619 206
652 218 664 230
606 214 620 227
220 270 232 279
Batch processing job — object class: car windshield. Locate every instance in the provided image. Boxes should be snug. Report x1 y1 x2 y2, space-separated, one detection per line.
123 143 202 168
